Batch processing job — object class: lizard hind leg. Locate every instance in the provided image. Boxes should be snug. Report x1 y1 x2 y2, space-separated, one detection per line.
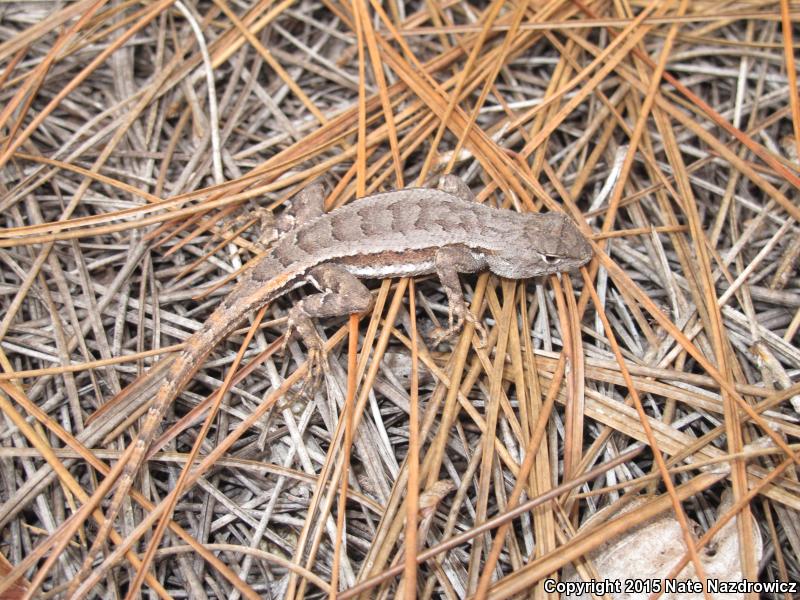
275 179 328 233
250 179 329 251
283 264 372 399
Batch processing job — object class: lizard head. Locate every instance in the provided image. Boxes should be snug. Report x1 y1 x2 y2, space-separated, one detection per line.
486 212 593 279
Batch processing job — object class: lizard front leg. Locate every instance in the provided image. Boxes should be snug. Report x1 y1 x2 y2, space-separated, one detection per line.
431 246 488 345
436 174 476 203
284 263 372 392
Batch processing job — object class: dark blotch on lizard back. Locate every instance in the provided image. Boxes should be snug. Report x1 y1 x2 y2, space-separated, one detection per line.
388 197 422 234
330 210 364 242
413 208 429 231
296 227 322 254
299 218 337 250
250 256 283 282
432 209 468 233
460 205 481 230
274 234 309 267
358 203 394 237
275 216 339 266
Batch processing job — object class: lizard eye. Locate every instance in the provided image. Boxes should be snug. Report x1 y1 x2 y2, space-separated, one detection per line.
542 254 560 264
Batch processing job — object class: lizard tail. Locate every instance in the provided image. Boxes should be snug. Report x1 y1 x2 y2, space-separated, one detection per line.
67 282 279 596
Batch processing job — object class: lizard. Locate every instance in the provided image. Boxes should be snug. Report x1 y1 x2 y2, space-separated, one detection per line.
67 175 593 593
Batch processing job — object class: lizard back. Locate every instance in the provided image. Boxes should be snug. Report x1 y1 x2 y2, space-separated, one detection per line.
267 188 519 274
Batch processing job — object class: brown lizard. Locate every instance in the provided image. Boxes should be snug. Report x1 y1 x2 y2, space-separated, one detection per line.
67 175 592 593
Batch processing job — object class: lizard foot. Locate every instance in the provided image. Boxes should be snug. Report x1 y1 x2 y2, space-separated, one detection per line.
430 324 458 346
225 206 278 250
430 312 487 347
465 312 488 347
281 332 329 403
282 356 326 406
302 343 330 397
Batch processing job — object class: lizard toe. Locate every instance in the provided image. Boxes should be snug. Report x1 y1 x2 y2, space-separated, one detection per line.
463 312 488 347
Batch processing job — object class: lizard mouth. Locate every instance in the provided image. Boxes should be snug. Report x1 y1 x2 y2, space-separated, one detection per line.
563 221 593 265
576 239 593 264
